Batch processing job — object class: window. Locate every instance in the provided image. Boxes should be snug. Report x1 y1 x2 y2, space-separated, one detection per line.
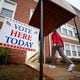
57 28 61 33
73 27 78 38
68 30 73 36
0 0 17 19
64 43 80 58
77 46 80 56
71 45 77 56
65 44 71 56
0 8 13 18
62 28 67 35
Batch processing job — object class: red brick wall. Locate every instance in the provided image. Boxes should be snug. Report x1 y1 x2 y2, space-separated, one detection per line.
0 22 3 29
75 16 80 31
8 49 26 64
62 37 80 45
67 17 80 31
67 18 75 26
14 0 37 23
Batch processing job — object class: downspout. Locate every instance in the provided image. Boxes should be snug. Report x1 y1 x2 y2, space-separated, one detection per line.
73 17 80 42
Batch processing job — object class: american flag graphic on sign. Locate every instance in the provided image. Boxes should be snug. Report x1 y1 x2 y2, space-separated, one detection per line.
6 21 11 27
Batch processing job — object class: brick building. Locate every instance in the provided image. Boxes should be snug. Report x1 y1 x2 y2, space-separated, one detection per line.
0 0 80 64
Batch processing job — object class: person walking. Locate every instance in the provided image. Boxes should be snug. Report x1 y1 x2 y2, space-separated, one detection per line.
49 30 75 72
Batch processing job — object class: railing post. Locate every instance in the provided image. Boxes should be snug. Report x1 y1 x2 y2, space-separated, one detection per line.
40 0 44 80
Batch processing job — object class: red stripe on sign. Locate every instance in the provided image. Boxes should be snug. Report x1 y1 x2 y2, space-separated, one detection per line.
6 21 11 26
7 44 10 47
14 46 16 48
4 44 7 46
17 46 19 48
0 43 35 51
10 45 13 47
24 48 26 50
20 47 22 49
0 43 2 45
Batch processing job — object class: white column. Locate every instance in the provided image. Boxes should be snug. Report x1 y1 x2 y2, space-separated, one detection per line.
44 38 45 64
49 33 52 57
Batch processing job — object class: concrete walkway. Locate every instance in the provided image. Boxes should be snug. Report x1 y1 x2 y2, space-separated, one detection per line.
26 63 80 80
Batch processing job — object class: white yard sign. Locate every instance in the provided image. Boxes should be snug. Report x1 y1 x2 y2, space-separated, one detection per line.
0 18 40 52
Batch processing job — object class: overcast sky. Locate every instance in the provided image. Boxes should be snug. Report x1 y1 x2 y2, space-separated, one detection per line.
65 0 80 10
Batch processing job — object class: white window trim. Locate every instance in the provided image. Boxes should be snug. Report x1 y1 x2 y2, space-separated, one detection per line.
59 23 79 41
0 0 4 13
58 23 79 41
33 0 39 2
64 43 71 57
71 44 77 57
49 33 52 57
76 46 80 57
4 0 17 19
12 3 17 19
6 0 16 4
0 0 17 22
64 42 80 58
29 9 34 20
75 45 78 57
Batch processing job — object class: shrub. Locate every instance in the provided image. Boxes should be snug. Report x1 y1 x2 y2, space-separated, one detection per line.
71 58 80 64
0 47 11 64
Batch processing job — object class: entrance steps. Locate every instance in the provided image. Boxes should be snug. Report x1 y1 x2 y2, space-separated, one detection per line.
26 63 80 80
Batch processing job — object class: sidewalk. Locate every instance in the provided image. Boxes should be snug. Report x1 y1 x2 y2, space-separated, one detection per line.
27 63 80 80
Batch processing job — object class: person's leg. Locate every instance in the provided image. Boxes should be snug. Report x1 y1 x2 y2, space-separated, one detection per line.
51 45 57 65
58 46 75 71
58 46 73 65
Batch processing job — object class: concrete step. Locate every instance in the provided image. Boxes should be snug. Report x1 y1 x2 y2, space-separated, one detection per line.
26 63 80 80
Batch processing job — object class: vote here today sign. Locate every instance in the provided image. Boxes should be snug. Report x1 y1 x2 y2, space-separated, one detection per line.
0 18 40 52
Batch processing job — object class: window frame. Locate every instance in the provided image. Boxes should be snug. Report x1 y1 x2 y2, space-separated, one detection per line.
77 46 80 56
64 43 71 57
0 0 17 19
62 28 67 35
64 42 80 58
68 30 73 36
29 9 34 20
71 45 77 56
0 8 13 18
